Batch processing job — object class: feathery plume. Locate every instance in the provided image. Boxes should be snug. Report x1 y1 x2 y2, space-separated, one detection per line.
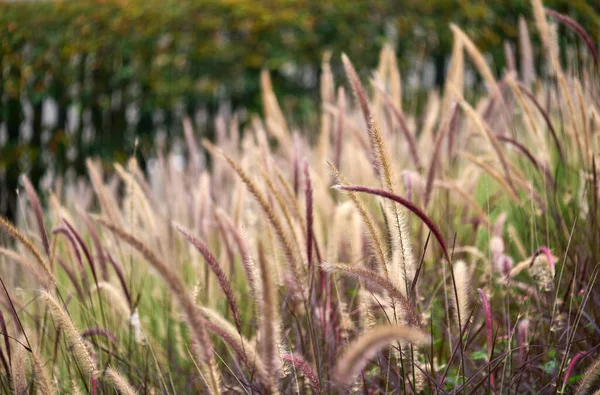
576 354 600 395
215 208 262 311
531 0 555 68
176 225 242 333
519 16 535 85
0 216 55 284
442 30 464 117
450 24 501 99
321 262 420 327
212 148 304 292
341 53 394 186
334 324 429 386
333 185 450 262
452 260 471 330
105 367 137 395
257 240 281 390
373 82 422 171
546 9 598 66
21 175 50 257
201 307 270 386
504 41 516 72
11 341 27 395
31 348 57 395
39 290 97 379
86 159 121 225
183 117 203 171
283 353 321 394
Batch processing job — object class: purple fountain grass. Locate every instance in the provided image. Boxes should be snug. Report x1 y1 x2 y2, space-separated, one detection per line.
63 218 99 288
496 134 556 187
52 226 84 271
517 82 565 162
56 257 85 300
373 83 423 172
176 225 243 333
333 324 429 386
212 210 236 284
215 209 260 305
320 262 421 328
333 184 450 262
283 353 322 394
78 210 109 281
562 351 587 390
545 9 598 67
529 246 556 271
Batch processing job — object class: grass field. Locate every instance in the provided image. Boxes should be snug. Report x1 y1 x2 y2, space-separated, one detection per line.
0 0 599 393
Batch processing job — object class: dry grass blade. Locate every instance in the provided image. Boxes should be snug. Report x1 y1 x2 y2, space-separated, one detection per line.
459 152 521 204
517 82 564 162
334 324 429 386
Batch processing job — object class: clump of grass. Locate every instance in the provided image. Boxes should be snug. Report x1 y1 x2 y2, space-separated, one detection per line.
0 0 599 392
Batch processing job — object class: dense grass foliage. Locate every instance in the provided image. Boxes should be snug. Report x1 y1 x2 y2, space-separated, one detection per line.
1 0 599 223
1 1 600 393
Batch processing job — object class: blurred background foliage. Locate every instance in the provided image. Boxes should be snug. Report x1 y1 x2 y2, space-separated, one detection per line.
0 0 599 219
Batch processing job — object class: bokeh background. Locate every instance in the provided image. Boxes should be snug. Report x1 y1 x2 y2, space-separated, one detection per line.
1 0 599 220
